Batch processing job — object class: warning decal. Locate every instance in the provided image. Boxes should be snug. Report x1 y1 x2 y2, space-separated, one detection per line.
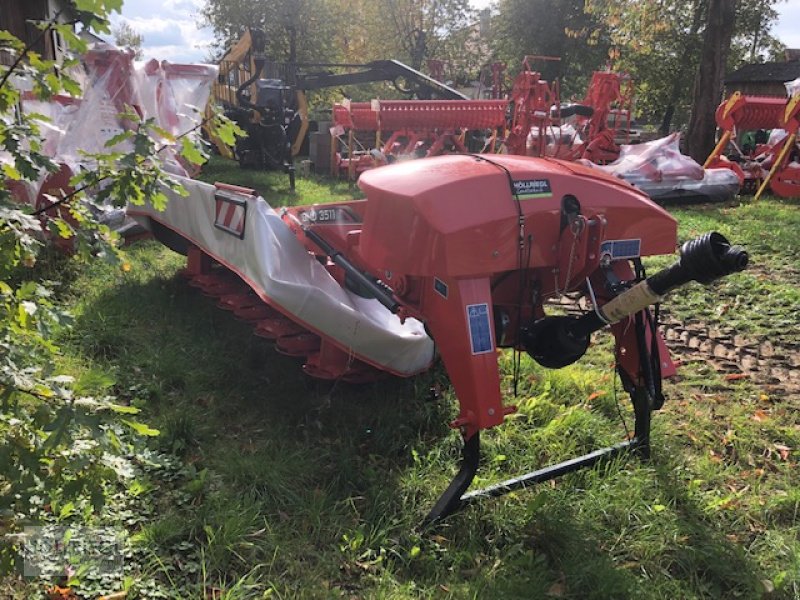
466 303 494 355
214 191 248 239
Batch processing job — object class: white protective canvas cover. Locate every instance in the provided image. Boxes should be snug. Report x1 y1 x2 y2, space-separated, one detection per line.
128 176 434 377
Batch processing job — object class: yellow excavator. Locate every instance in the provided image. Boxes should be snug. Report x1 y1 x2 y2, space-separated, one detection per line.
205 28 467 189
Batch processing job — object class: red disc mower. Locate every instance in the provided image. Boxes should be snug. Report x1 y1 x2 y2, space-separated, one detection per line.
131 153 748 523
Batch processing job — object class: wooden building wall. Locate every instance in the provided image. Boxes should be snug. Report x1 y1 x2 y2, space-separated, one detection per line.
0 0 72 66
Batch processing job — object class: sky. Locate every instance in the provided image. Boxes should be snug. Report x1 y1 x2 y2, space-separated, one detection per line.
107 0 800 64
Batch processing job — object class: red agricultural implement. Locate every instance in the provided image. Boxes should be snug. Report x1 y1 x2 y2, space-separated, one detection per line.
14 45 749 523
331 61 636 180
331 98 508 178
704 90 800 199
130 154 748 523
576 70 635 163
9 44 216 230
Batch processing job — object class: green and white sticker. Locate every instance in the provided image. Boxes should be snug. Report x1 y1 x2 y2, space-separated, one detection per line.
513 179 552 198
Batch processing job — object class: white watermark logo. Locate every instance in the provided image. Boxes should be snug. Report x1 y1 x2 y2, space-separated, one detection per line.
21 526 125 580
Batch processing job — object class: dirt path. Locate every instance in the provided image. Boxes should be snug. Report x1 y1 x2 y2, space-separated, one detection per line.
661 315 800 396
546 297 800 396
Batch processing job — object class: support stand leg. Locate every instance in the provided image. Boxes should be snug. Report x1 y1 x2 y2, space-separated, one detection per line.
421 385 653 525
631 386 651 459
423 433 480 526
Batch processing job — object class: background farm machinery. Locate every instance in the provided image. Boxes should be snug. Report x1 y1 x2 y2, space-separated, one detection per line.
704 79 800 199
329 59 638 180
4 44 216 241
207 27 640 185
209 27 467 189
206 29 745 206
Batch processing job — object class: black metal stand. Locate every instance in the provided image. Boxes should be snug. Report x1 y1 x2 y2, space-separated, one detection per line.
422 432 481 525
423 386 652 526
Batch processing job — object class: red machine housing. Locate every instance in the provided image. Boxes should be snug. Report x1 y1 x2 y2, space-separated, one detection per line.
578 70 634 164
286 154 678 438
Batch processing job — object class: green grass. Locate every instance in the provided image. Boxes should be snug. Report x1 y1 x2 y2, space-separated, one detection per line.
650 196 800 346
197 155 357 207
25 164 800 598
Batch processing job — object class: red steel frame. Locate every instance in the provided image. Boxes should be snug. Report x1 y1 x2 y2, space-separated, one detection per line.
704 91 800 199
331 98 508 179
330 60 637 180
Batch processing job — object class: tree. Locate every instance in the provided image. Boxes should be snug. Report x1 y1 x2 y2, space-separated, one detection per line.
201 0 342 64
493 0 610 98
112 21 144 59
586 0 783 132
201 0 478 102
0 0 236 582
586 0 709 128
730 0 785 64
381 0 474 70
685 0 737 162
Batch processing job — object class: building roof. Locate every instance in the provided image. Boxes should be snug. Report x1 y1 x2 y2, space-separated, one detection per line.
725 60 800 84
79 30 107 45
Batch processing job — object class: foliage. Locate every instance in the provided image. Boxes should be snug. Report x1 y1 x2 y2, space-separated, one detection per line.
492 0 611 98
730 0 786 64
200 0 343 64
201 0 482 104
112 22 144 60
585 0 784 127
0 0 238 591
380 0 476 70
198 0 786 125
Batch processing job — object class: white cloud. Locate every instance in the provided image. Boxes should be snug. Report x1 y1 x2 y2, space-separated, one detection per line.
110 0 213 63
773 0 800 50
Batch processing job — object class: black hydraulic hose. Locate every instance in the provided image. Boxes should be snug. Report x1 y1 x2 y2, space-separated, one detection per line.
236 57 267 114
285 213 400 314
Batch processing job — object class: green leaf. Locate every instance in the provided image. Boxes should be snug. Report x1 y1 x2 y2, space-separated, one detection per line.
1 163 21 181
105 130 134 148
122 419 160 437
150 191 169 211
53 218 74 240
180 136 206 166
109 404 140 415
59 501 75 519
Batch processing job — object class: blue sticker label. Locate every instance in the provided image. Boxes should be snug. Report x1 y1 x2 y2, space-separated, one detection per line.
600 239 641 260
434 278 448 299
466 303 493 355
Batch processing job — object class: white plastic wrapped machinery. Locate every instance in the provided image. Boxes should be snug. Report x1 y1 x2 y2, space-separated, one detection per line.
127 176 435 378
